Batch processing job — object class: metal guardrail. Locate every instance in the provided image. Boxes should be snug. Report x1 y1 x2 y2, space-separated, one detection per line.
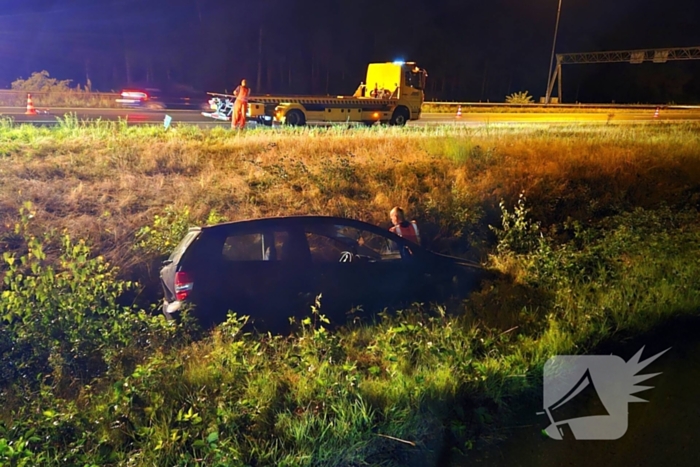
423 101 700 110
1 89 697 112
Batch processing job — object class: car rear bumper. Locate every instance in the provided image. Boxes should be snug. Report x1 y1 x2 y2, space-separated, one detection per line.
162 299 182 320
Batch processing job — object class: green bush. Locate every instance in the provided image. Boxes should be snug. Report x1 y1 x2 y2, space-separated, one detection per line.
11 71 77 93
134 206 227 258
489 192 541 255
0 202 173 394
0 431 47 467
5 71 116 107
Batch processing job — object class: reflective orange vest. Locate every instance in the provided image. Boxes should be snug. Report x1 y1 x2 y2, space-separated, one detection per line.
391 221 420 245
234 85 250 103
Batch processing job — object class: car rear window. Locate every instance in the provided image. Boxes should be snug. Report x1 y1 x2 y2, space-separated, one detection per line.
168 230 200 263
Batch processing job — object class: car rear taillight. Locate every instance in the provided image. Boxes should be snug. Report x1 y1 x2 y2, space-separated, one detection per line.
175 271 194 301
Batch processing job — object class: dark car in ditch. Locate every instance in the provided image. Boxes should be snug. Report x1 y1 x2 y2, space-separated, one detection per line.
160 216 486 331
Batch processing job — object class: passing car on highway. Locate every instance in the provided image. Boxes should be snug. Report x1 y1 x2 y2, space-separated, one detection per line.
159 216 486 332
116 84 209 110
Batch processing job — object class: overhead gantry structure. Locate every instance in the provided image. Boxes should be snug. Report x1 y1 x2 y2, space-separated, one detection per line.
545 46 700 104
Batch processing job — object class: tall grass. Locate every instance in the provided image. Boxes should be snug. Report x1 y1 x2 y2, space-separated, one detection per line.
2 121 699 275
1 122 700 465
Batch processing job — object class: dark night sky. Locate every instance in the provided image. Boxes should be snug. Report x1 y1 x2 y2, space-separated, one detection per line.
1 0 700 103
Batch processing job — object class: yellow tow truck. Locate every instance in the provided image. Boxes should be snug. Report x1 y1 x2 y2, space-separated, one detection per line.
203 61 427 126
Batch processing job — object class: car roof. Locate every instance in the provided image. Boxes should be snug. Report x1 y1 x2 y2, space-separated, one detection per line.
190 215 481 267
199 215 398 238
202 215 377 228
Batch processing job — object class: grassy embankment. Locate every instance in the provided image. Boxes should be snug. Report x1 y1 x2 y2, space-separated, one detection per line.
1 119 700 466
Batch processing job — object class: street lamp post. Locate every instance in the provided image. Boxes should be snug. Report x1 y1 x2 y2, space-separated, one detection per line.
545 0 563 104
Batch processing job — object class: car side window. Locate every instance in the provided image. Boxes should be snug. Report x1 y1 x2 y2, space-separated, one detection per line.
306 232 348 262
273 230 303 261
221 231 293 262
359 230 403 260
222 233 264 261
305 225 402 263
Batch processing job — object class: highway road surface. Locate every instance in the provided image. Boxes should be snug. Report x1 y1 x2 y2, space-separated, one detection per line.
2 106 700 128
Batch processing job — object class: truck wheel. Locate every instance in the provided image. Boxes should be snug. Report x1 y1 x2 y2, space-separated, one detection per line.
285 109 306 126
389 107 409 126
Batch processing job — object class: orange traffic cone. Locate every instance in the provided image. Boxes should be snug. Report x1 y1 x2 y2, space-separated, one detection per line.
653 107 660 119
456 105 462 118
25 93 37 115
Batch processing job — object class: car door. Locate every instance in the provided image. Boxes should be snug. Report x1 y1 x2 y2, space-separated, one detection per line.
348 224 419 307
197 223 312 331
302 220 414 323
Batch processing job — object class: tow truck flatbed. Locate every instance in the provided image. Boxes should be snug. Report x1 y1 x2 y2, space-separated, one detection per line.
203 61 427 126
207 92 397 107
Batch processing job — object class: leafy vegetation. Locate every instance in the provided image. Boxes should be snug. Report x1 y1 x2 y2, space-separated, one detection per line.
134 205 227 258
0 71 116 108
0 122 699 465
11 71 83 93
505 91 534 104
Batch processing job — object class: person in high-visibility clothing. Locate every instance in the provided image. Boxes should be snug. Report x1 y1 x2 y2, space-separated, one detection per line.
231 79 250 130
389 206 421 245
